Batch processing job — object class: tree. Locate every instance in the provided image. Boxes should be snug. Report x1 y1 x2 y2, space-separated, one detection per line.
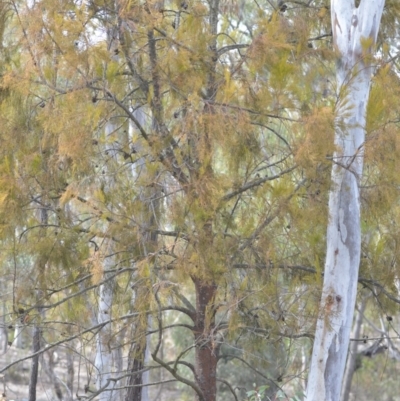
305 1 386 400
0 1 311 397
1 1 400 401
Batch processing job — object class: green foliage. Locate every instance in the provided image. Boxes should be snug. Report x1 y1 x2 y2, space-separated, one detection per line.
246 384 270 401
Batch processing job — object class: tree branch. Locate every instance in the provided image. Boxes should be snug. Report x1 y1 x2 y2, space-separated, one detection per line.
217 44 249 56
217 378 239 401
222 166 297 201
0 313 139 374
233 263 400 305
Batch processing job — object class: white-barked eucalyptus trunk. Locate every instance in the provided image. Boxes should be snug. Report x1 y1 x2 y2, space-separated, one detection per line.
94 118 119 401
95 251 115 401
306 2 385 400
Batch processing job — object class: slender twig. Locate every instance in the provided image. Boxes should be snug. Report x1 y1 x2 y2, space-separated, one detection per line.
0 314 139 374
151 286 204 400
222 166 297 201
232 263 400 305
217 378 239 401
251 121 292 151
227 354 287 396
308 33 332 41
217 44 249 56
205 101 299 122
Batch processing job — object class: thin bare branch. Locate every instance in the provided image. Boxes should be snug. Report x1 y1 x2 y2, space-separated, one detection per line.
222 166 297 201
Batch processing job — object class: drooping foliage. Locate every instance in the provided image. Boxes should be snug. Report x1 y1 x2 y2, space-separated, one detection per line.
0 1 400 400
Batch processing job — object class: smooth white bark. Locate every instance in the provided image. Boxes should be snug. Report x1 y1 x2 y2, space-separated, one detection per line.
95 254 115 401
306 2 385 400
94 120 118 400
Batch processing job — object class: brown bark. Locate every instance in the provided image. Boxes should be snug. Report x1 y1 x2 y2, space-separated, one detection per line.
125 342 145 401
29 207 48 401
28 324 41 401
191 4 220 399
193 277 218 401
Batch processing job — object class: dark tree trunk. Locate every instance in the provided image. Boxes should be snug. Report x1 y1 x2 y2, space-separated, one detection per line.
193 278 218 401
125 342 145 401
29 207 48 401
28 324 41 401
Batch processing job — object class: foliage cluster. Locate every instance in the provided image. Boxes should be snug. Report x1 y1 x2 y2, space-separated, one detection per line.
0 1 400 400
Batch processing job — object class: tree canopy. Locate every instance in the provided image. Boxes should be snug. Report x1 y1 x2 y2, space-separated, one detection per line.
1 1 400 401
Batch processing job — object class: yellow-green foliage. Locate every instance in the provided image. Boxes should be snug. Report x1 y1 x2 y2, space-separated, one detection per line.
1 1 400 398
